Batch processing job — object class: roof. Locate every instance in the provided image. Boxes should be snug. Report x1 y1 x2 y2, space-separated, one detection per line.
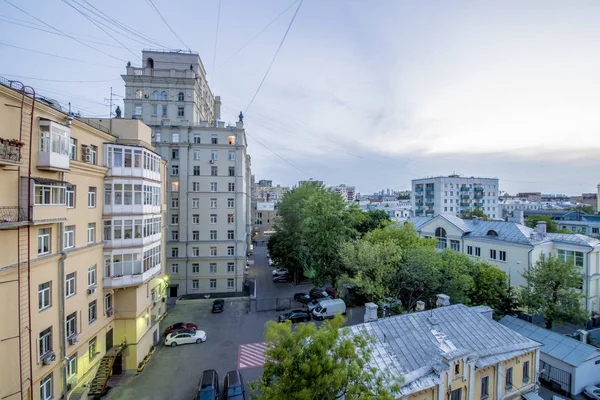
438 213 473 232
467 220 537 245
407 217 431 230
349 305 540 395
546 233 600 247
32 177 70 185
499 316 600 367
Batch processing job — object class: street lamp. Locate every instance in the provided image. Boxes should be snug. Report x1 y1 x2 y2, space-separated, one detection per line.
508 261 521 286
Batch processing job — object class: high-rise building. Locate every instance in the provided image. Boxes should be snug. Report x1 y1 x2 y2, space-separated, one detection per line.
122 50 251 296
330 184 356 203
411 175 499 219
0 79 167 400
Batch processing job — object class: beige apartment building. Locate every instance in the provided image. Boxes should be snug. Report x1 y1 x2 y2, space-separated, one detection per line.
0 79 166 400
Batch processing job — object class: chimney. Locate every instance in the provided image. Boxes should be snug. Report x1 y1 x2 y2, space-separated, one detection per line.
509 210 525 225
576 329 588 343
416 301 426 311
536 221 547 235
364 302 379 322
436 294 450 308
472 216 478 224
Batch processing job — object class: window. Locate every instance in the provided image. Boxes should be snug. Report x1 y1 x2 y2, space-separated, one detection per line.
88 265 96 287
193 149 201 159
66 272 76 298
193 214 199 224
162 105 167 117
522 361 530 382
171 230 179 240
467 246 473 255
172 132 180 143
135 90 143 99
64 225 75 249
88 337 97 361
593 227 600 234
499 251 506 262
191 182 199 192
227 198 234 208
192 231 199 241
87 223 95 244
171 198 179 208
193 166 200 175
192 280 199 289
475 247 481 257
210 279 217 289
228 135 236 145
450 240 460 251
210 214 217 224
192 198 200 208
66 312 77 337
88 187 96 208
228 214 235 224
34 182 66 205
227 262 234 272
210 263 217 273
172 148 179 160
178 92 184 101
227 279 234 289
227 246 235 256
211 150 218 160
193 134 201 144
152 104 157 116
40 373 53 400
228 151 235 161
172 214 179 224
192 264 199 273
489 249 497 260
229 167 235 176
450 388 462 400
66 185 75 208
67 355 77 379
505 367 513 389
210 247 217 256
69 137 77 160
161 91 168 100
135 104 142 116
171 264 179 274
228 182 235 192
88 300 97 324
211 166 218 176
557 249 584 267
38 228 51 255
171 182 179 192
171 165 179 175
154 132 161 143
211 134 218 144
90 145 97 164
211 198 217 208
208 230 216 240
454 363 460 375
38 282 51 311
210 182 217 192
228 230 234 240
481 376 489 398
172 248 179 257
435 227 447 249
178 107 184 117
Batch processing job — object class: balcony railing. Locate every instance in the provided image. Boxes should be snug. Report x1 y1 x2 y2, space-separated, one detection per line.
415 209 424 214
415 202 424 206
426 202 434 206
425 210 434 214
0 142 21 164
425 194 435 199
460 187 470 191
474 202 484 207
103 264 161 289
474 187 483 191
460 195 470 199
474 195 484 199
415 195 424 199
460 202 470 207
415 187 423 192
0 206 28 228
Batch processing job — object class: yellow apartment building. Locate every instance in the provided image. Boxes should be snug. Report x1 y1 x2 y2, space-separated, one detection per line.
0 79 167 400
351 302 542 400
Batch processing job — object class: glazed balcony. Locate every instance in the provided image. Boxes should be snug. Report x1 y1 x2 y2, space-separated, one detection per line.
425 194 435 199
426 202 435 206
415 202 424 206
474 202 484 207
474 187 483 191
415 187 423 192
460 187 470 192
103 264 161 289
460 194 471 199
38 121 71 171
0 206 28 229
0 140 22 166
474 194 484 199
425 210 434 214
460 202 471 207
415 195 424 200
415 209 424 214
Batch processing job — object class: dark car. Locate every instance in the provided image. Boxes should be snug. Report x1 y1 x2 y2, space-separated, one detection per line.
195 369 219 400
163 322 198 336
278 309 310 323
325 287 337 298
212 299 224 313
224 370 246 400
309 288 329 299
272 274 292 283
293 293 312 304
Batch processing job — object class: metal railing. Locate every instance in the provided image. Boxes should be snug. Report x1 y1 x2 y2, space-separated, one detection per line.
0 206 27 224
0 141 21 162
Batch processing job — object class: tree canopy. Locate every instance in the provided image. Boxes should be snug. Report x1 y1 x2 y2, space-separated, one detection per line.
460 207 488 221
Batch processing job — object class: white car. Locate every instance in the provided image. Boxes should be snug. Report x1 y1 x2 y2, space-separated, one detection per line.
165 330 207 347
584 385 600 400
268 258 274 266
272 268 288 277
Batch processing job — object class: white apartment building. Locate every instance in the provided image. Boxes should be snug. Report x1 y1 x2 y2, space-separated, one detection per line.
411 214 600 315
122 50 251 297
330 184 356 203
412 175 499 219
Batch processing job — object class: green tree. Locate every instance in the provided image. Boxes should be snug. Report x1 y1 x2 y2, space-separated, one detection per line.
365 223 433 249
524 215 557 232
519 254 589 329
251 315 401 400
570 205 594 215
436 250 475 305
468 262 508 312
498 284 520 317
393 246 443 310
347 208 391 237
460 207 488 221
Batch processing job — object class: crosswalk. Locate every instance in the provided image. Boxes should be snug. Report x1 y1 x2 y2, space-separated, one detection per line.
238 342 267 369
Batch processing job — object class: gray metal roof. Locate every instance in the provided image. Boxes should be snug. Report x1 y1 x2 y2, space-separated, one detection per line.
467 220 537 245
409 217 432 230
349 305 540 394
438 213 472 232
499 316 600 366
545 233 600 247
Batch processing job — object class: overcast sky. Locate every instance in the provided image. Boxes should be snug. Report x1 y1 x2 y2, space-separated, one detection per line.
2 0 600 195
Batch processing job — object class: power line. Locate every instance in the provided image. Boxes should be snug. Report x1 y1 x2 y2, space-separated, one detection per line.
245 0 303 114
4 0 129 63
0 73 120 83
145 0 190 51
216 0 300 71
211 0 222 77
0 42 122 68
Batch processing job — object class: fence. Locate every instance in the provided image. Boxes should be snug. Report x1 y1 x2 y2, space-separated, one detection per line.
251 297 293 312
539 360 571 396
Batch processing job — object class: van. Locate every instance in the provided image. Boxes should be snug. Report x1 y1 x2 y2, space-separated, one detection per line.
195 369 219 400
311 299 346 320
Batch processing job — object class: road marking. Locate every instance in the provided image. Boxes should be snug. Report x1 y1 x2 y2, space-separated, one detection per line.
238 342 267 369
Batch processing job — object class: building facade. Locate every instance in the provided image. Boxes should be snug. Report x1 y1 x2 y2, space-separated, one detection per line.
251 201 277 243
0 80 166 400
122 50 251 297
412 175 499 219
330 184 356 203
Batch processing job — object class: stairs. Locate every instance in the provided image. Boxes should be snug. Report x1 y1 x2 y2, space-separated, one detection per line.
88 355 116 398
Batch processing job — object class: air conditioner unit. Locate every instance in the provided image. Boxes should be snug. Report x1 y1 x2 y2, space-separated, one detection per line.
87 286 96 295
68 334 78 345
107 309 114 317
84 154 91 162
209 159 215 164
84 146 92 155
42 351 56 365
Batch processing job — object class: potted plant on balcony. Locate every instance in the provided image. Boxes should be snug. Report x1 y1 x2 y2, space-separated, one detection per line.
135 233 142 238
8 138 24 148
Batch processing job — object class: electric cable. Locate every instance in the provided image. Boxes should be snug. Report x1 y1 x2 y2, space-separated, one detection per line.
146 0 190 51
0 42 122 68
211 0 221 77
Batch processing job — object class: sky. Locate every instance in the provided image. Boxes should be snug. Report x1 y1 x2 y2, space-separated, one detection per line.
2 0 600 195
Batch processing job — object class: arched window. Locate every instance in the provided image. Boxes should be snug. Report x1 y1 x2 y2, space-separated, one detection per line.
135 90 143 99
146 58 154 69
153 91 159 100
487 230 498 237
435 227 447 249
178 92 184 101
161 91 168 100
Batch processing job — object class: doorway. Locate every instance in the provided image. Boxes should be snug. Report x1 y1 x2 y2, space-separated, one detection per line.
169 285 178 297
106 329 113 352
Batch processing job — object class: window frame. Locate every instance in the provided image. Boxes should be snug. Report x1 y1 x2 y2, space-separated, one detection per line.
88 265 96 288
39 327 52 358
88 300 97 324
66 312 77 337
38 228 51 255
64 225 75 249
38 282 51 311
40 373 53 400
66 272 76 298
88 187 96 208
87 223 95 244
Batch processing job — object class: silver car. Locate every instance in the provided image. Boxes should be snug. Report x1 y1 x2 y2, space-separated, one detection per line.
165 330 207 347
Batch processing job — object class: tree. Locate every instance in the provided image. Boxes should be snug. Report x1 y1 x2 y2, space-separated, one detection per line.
468 262 508 312
460 207 488 221
393 246 443 310
498 284 520 317
524 215 557 232
519 254 589 329
436 250 475 305
347 208 391 237
570 205 595 215
251 315 401 400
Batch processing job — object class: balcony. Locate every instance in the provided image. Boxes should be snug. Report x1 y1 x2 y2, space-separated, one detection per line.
415 187 423 192
0 206 28 229
38 121 70 171
426 202 435 206
460 187 470 192
474 187 483 191
425 210 434 214
425 194 435 199
460 194 470 199
415 209 424 214
0 140 22 166
460 202 470 207
415 195 424 200
474 194 484 199
103 264 161 289
415 202 424 206
474 202 484 207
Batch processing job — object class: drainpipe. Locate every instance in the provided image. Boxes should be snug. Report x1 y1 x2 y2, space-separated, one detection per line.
59 223 68 398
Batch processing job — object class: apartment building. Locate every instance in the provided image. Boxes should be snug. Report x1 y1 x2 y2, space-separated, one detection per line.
350 303 541 400
412 175 499 219
0 79 166 400
411 213 600 315
330 184 356 203
251 201 277 243
122 50 251 297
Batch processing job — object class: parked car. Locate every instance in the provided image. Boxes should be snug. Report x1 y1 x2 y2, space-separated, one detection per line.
268 258 274 266
278 309 311 323
293 293 312 304
163 322 198 336
584 385 600 400
307 296 332 312
272 268 288 276
325 287 337 298
312 299 346 320
195 369 219 400
224 370 246 400
309 288 329 300
165 330 207 347
273 274 292 283
212 299 224 313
